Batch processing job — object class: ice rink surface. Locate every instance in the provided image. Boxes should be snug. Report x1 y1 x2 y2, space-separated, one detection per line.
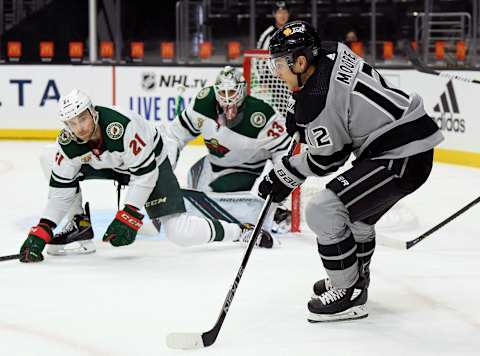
1 141 479 356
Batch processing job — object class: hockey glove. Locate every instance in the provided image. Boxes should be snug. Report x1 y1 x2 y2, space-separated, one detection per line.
258 157 306 203
103 205 144 247
20 223 53 263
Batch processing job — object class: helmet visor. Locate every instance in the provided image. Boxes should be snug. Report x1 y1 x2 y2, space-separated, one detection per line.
268 56 290 77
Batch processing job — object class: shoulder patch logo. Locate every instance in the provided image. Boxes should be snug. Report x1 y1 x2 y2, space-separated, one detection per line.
196 87 210 100
250 112 267 128
106 122 124 140
58 130 72 145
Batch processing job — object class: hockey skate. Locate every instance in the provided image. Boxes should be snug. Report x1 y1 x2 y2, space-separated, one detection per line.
235 223 278 248
308 278 368 322
271 206 291 234
47 203 95 256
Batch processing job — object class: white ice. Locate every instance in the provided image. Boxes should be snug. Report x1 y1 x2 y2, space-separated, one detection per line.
0 141 479 356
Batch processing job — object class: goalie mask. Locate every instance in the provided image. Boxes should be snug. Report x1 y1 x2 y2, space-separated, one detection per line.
213 66 246 127
58 89 98 143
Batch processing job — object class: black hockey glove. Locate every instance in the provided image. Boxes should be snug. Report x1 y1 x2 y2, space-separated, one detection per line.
258 157 306 203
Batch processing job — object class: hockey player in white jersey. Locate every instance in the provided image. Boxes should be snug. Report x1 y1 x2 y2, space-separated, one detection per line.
259 21 444 321
168 66 289 193
19 89 275 263
166 66 291 232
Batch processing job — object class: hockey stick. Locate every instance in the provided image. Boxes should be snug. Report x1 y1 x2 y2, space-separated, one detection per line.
0 254 20 262
380 195 480 250
404 41 480 85
166 132 300 350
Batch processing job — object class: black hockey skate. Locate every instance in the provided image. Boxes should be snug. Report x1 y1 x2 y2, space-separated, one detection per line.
47 203 95 256
236 223 277 248
308 278 368 322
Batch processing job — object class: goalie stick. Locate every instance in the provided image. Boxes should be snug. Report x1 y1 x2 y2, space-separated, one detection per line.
380 195 480 250
166 132 300 350
404 40 480 85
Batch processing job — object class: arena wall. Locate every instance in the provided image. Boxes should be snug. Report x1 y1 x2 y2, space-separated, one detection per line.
0 65 478 167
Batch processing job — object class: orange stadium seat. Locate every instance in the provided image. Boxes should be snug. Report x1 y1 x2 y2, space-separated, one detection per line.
100 41 114 59
351 41 364 57
7 41 22 61
435 41 445 61
199 42 213 59
161 41 175 60
131 42 144 61
456 41 466 62
39 41 54 61
383 41 393 60
69 41 84 61
227 41 241 60
411 41 417 50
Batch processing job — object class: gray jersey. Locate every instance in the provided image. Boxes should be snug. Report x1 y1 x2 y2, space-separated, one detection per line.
289 42 444 178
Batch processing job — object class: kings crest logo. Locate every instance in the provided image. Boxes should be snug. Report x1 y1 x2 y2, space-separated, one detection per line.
205 138 230 158
106 122 124 140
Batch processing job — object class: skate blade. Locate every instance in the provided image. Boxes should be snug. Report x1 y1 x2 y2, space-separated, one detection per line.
47 240 96 256
307 305 368 323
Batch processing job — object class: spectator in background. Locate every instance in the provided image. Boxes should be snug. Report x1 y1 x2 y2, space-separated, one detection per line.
344 29 359 48
257 1 290 50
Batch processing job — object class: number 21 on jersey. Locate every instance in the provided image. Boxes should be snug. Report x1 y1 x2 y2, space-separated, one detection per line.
129 133 146 155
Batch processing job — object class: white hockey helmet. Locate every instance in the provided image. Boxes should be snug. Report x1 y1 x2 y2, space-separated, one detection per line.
213 66 246 109
58 89 98 142
58 89 95 123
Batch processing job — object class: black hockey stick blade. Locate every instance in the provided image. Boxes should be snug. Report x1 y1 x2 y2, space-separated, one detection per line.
379 195 480 250
166 133 300 350
0 254 20 262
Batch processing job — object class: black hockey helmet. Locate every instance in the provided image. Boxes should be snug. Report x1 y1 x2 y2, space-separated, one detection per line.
273 1 289 13
269 21 322 68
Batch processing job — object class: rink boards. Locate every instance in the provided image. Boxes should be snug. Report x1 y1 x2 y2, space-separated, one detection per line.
0 64 479 167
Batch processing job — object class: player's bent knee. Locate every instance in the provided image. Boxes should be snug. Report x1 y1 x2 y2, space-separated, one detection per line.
305 189 350 240
161 213 195 247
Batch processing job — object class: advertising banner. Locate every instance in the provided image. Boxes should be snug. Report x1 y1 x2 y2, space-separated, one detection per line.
114 66 220 123
0 65 112 129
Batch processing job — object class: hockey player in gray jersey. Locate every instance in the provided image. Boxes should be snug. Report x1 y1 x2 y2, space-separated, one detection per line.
19 89 275 263
258 21 444 321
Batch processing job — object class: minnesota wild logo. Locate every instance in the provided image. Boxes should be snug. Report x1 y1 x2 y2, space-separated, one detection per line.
58 129 72 145
106 122 124 140
204 138 230 158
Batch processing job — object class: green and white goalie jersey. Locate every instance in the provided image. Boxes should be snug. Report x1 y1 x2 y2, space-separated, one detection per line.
167 86 290 190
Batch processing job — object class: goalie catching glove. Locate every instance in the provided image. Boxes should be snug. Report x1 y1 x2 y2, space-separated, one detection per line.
20 222 54 263
103 205 144 247
258 157 306 203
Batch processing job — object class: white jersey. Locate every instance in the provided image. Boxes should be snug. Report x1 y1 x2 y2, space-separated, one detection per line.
167 86 290 178
44 105 167 225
